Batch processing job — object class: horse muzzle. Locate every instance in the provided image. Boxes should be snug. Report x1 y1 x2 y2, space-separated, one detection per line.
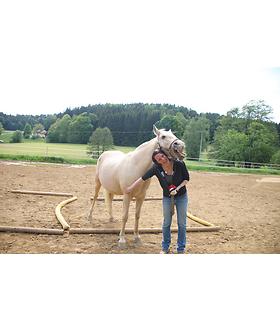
169 139 185 160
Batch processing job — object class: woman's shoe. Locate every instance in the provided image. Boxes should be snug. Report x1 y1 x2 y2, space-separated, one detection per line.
160 249 170 254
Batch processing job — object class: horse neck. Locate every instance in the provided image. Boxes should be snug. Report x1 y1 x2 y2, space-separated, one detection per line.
131 138 158 170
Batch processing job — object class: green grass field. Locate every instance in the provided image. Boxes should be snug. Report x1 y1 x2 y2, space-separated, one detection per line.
0 130 14 143
0 137 135 161
0 132 279 174
1 141 89 159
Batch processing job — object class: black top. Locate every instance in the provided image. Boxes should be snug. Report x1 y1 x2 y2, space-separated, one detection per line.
142 160 190 198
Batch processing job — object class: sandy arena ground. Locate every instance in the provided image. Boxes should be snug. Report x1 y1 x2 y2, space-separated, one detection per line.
0 161 279 254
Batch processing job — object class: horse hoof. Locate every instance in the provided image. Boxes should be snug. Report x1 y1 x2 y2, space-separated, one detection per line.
118 239 127 249
134 237 142 246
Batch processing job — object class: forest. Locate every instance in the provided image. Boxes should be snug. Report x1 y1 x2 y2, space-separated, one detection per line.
0 101 280 165
0 103 199 145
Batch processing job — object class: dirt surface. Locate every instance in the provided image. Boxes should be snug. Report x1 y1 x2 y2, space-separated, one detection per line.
0 161 279 254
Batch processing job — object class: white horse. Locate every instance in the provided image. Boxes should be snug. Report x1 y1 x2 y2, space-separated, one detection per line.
88 125 185 248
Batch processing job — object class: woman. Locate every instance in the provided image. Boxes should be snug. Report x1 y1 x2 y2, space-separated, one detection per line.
125 149 190 254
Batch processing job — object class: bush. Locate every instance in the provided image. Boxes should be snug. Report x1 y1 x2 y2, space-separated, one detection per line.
271 150 280 164
0 154 65 163
10 130 23 143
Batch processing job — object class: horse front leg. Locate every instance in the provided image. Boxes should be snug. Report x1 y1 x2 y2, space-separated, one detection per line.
104 190 115 222
118 194 131 248
134 196 145 245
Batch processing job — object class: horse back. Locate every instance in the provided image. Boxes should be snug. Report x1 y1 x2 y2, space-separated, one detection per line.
96 151 126 194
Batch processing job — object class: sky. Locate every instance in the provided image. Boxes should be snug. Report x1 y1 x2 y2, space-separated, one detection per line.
0 0 280 122
1 0 279 312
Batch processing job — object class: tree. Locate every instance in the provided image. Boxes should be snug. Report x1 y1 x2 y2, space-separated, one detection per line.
156 115 183 136
46 115 71 143
23 123 32 138
217 101 274 136
211 100 279 164
246 122 278 163
183 116 210 159
271 150 280 164
88 127 114 157
175 112 188 137
204 113 220 142
68 114 93 144
89 113 99 131
43 115 57 131
217 113 247 134
57 115 71 143
211 130 248 162
10 130 23 143
212 121 279 164
226 107 240 118
46 121 59 142
241 100 273 122
0 122 3 135
155 112 188 139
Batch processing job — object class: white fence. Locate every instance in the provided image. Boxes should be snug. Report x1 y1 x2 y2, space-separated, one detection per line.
186 157 280 170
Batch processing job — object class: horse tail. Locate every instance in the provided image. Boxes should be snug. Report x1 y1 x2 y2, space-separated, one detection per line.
88 159 102 221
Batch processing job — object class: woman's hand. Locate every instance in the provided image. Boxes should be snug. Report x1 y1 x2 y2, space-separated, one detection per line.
170 189 177 196
123 177 144 194
124 186 132 194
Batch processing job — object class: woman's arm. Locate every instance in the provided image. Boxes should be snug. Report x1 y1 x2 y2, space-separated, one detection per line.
176 179 188 192
169 180 188 196
124 177 144 194
124 165 156 194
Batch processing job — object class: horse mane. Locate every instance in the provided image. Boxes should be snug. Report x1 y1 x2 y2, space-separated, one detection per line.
133 138 157 152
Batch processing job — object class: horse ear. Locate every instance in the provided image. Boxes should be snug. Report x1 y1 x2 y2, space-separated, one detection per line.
153 125 160 136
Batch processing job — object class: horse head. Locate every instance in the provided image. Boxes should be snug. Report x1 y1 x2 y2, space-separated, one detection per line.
153 125 185 160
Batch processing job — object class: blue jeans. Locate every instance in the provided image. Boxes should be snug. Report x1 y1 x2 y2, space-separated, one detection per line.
162 193 188 252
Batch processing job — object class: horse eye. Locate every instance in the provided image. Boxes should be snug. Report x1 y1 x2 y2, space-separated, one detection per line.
161 135 166 139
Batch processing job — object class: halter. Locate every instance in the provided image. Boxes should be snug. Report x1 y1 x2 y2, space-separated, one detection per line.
169 138 179 152
157 137 179 159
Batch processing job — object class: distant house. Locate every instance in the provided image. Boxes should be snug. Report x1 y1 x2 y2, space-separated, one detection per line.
31 129 47 139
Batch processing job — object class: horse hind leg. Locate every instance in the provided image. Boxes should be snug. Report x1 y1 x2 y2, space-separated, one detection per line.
104 190 115 222
118 194 131 249
134 196 145 246
88 174 102 222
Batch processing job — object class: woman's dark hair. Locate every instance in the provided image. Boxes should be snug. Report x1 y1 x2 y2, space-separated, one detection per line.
152 148 169 165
